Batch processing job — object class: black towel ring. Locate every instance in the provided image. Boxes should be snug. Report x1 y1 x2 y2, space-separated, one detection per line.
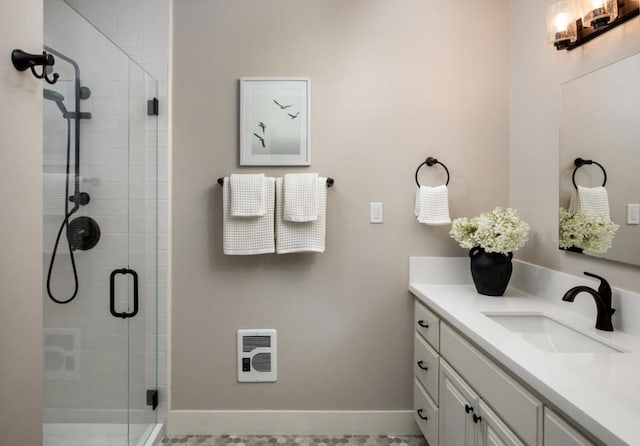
572 158 607 189
415 157 450 187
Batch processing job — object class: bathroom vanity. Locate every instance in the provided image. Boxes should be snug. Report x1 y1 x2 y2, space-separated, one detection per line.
409 258 640 446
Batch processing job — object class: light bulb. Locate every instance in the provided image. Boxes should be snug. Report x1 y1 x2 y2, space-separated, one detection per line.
590 0 605 9
554 12 572 32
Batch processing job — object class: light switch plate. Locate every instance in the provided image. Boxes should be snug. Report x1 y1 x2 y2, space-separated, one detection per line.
370 202 383 223
627 204 640 225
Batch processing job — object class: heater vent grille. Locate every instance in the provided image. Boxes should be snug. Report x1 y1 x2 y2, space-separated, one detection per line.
243 336 271 352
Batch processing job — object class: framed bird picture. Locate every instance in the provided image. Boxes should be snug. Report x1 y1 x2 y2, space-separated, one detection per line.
240 77 311 166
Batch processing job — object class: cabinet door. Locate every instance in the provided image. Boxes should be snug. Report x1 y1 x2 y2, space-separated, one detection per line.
477 400 525 446
544 409 595 446
439 360 477 446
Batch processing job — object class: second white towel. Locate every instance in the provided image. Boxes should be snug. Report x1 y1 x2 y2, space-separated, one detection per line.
415 185 451 225
283 173 319 222
276 177 326 253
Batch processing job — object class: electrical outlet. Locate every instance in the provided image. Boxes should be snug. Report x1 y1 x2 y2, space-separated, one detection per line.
370 202 383 223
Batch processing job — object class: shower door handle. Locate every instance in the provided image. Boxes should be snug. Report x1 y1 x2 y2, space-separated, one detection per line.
110 268 139 319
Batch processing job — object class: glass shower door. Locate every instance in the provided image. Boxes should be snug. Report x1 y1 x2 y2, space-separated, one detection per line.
43 1 158 444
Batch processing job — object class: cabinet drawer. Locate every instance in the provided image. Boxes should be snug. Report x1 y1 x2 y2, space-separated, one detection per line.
414 333 439 404
414 379 439 446
415 301 439 351
544 408 595 446
440 323 543 446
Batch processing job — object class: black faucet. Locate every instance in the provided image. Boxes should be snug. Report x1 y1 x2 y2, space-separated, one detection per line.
562 272 616 331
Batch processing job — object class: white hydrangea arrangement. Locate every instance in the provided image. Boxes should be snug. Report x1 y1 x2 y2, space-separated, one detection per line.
449 207 530 255
559 208 619 254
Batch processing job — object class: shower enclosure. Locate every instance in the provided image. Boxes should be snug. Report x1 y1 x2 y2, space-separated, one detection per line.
43 0 161 444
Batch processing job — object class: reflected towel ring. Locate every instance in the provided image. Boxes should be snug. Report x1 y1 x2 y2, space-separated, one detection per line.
572 158 607 189
415 157 450 187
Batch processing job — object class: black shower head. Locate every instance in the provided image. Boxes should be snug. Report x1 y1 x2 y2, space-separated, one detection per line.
43 88 69 117
43 88 64 102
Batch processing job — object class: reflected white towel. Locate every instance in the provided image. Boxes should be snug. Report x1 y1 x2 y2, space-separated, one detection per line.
276 177 326 253
230 173 265 217
578 186 611 222
223 176 275 255
283 173 319 222
415 185 451 225
43 173 69 216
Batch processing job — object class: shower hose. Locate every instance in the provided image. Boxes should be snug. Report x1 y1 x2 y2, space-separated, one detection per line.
46 117 80 304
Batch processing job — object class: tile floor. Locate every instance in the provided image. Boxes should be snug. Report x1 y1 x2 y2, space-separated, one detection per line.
161 435 427 446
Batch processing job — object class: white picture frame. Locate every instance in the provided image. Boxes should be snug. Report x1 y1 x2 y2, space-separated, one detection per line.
240 77 311 166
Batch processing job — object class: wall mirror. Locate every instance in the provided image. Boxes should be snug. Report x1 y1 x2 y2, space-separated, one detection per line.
559 51 640 267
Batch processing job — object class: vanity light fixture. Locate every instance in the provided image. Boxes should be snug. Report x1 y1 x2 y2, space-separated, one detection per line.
546 0 639 51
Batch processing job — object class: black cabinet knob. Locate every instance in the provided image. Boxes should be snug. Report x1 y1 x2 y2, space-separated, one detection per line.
465 404 473 414
417 360 428 371
418 320 429 328
417 409 428 421
473 414 482 424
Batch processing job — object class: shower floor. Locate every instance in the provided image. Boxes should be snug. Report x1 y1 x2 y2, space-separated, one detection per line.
160 435 426 446
44 423 162 446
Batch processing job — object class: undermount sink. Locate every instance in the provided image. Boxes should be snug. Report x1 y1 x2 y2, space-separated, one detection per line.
483 312 626 353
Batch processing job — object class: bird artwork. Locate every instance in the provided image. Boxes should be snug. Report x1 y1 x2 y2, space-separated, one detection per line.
258 122 266 134
273 99 292 110
288 112 299 120
253 133 265 148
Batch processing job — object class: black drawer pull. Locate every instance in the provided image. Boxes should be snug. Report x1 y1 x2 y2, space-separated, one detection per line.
417 360 428 371
110 268 139 319
417 320 429 328
473 414 482 424
417 409 428 421
465 404 473 414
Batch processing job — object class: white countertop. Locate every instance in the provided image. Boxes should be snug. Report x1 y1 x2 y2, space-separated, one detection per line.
409 282 640 446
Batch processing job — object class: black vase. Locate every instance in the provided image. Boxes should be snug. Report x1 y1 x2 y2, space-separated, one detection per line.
469 247 513 296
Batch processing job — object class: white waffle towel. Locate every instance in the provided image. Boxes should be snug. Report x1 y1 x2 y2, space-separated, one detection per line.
230 173 265 217
276 177 326 253
569 186 611 222
223 176 275 255
415 185 451 225
283 173 319 222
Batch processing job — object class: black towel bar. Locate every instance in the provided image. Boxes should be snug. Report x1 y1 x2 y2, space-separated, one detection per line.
218 177 334 187
415 157 450 187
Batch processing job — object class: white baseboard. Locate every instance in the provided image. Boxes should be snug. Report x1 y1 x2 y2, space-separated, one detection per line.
168 410 420 436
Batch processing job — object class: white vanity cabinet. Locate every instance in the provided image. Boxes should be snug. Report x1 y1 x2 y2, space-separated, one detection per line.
414 299 543 446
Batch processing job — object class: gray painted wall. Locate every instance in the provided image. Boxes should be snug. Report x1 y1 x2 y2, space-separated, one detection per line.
172 0 509 410
509 0 640 293
0 0 44 444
